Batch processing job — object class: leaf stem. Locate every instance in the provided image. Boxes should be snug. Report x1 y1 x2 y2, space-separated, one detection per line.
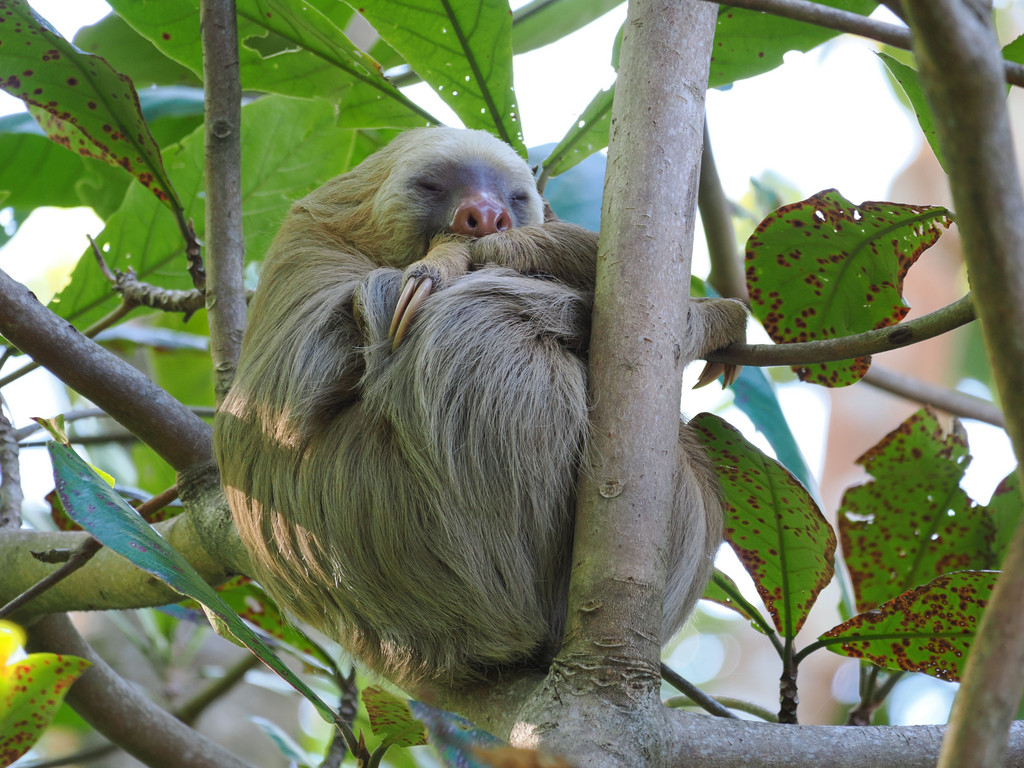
706 293 976 367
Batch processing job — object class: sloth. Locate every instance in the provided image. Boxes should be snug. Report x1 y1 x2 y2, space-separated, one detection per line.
213 126 747 694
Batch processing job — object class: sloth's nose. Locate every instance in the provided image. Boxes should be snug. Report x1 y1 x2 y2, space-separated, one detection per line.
451 194 512 236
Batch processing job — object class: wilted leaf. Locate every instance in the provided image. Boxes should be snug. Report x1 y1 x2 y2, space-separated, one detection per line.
839 408 991 613
365 686 427 748
745 190 953 386
0 621 91 766
691 413 835 638
820 571 996 682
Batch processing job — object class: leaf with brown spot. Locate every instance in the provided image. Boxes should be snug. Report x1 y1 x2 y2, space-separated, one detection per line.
692 413 836 639
0 0 182 211
0 621 91 767
364 686 427 748
745 189 952 387
839 408 995 614
819 570 997 682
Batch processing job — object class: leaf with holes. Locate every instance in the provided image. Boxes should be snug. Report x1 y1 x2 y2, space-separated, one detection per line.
349 0 523 153
47 441 339 723
819 570 996 682
365 687 427 748
0 621 91 767
0 0 182 210
745 190 953 387
709 0 877 88
691 413 836 638
108 0 433 127
839 408 993 613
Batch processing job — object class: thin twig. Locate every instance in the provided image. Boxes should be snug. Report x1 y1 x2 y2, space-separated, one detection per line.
661 663 739 719
706 0 1024 88
706 293 976 367
0 487 177 618
0 269 212 470
0 301 134 390
15 407 218 443
176 652 262 725
0 402 23 529
863 366 1005 428
27 614 253 768
0 537 102 619
201 0 248 404
663 694 778 722
699 121 748 302
15 742 118 768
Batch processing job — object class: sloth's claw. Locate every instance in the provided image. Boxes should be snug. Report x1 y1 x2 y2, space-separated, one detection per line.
390 276 434 350
693 361 741 389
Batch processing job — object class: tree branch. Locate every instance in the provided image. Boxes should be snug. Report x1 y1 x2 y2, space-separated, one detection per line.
705 293 975 366
0 269 212 471
562 0 717 689
863 366 1005 428
900 3 1024 768
705 0 1024 88
699 121 748 302
201 0 247 404
0 404 22 529
26 614 253 768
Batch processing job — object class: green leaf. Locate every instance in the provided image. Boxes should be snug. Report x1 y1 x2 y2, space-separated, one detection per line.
73 12 201 89
47 441 339 723
703 570 773 637
540 86 613 183
0 621 91 767
109 0 433 127
690 413 835 638
249 716 319 767
348 0 524 152
511 0 623 55
365 687 428 748
819 571 996 682
731 366 818 495
877 53 945 172
709 1 878 88
745 190 953 387
984 469 1021 565
51 96 387 328
0 0 183 211
839 408 992 613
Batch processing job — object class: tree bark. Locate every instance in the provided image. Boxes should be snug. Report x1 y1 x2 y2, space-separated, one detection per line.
901 2 1024 768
